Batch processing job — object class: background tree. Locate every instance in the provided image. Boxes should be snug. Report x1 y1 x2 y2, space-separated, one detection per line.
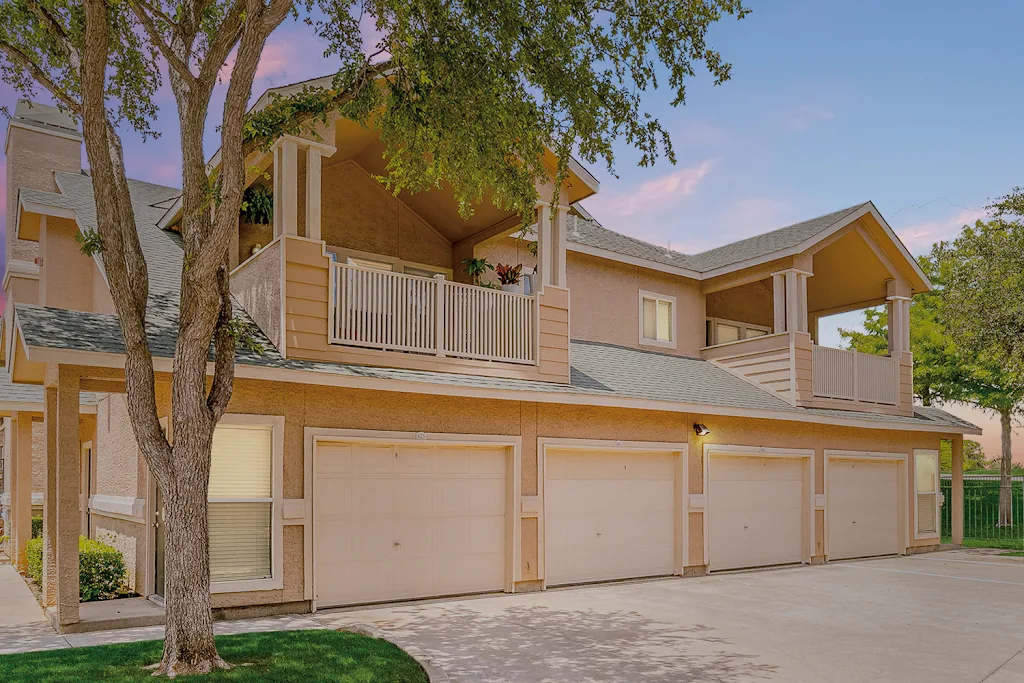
0 0 749 675
939 439 988 472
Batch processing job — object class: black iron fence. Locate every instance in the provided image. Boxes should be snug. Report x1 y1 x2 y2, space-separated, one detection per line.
941 474 1024 550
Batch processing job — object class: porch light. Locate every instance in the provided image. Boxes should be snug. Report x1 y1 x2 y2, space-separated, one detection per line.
693 423 711 437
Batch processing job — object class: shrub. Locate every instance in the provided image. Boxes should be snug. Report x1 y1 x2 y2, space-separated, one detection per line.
26 537 43 586
24 536 128 602
31 516 42 539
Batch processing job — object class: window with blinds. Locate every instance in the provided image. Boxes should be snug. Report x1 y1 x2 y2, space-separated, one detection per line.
640 292 675 346
915 451 939 536
209 424 273 582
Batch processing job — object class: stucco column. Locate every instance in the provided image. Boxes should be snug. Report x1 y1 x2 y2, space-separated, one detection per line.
273 138 299 238
10 413 34 573
54 369 81 628
43 388 57 606
951 436 964 546
535 202 569 289
305 146 322 241
887 295 911 356
772 273 786 333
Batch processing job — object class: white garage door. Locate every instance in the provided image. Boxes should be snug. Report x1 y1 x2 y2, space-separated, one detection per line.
708 456 805 571
314 441 507 607
828 458 900 560
545 449 676 585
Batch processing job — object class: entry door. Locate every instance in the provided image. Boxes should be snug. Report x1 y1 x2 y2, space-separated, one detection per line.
827 459 900 560
545 449 676 585
708 455 806 571
314 441 508 608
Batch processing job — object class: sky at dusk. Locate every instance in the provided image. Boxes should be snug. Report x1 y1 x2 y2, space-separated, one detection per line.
0 0 1021 460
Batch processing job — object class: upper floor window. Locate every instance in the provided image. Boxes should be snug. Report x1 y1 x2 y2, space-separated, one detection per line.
705 317 771 347
639 290 676 349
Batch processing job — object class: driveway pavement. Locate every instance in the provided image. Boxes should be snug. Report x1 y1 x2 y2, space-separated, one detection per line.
314 550 1024 683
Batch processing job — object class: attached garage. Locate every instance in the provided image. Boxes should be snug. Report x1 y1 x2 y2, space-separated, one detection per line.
313 438 511 608
544 446 681 586
706 449 811 571
826 453 905 560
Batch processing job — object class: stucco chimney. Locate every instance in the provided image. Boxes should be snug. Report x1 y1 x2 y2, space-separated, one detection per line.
4 100 83 265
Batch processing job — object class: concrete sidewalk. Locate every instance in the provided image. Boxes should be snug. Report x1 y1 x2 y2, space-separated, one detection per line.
0 564 324 655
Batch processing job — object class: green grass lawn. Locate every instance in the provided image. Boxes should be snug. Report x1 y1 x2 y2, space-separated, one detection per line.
943 536 1024 550
1000 551 1024 557
0 629 428 683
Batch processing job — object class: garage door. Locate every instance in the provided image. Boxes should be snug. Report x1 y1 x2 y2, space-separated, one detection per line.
827 458 900 560
545 449 676 585
708 456 805 571
314 441 507 607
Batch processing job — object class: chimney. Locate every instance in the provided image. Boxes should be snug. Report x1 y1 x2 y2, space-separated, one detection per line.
5 100 83 265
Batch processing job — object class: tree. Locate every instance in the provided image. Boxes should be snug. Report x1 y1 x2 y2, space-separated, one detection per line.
0 0 749 674
939 439 988 472
936 220 1024 526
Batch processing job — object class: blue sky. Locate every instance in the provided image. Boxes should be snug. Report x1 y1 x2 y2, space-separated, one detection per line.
0 0 1019 456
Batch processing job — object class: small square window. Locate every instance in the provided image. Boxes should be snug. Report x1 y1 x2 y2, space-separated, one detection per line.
639 291 675 348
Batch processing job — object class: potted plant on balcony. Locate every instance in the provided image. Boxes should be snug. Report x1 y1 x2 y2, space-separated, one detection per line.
496 263 524 293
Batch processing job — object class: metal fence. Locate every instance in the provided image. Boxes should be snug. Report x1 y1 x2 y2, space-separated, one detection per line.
941 474 1024 549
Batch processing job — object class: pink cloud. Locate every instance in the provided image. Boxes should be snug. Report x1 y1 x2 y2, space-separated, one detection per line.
586 160 712 218
895 207 988 254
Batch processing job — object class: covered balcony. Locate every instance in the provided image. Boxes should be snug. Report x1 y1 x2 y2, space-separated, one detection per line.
700 211 924 416
227 110 597 383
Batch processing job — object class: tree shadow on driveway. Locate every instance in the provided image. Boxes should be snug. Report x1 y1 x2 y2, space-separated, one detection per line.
324 601 778 683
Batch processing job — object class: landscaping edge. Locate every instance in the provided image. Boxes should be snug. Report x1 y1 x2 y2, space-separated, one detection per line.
339 624 450 683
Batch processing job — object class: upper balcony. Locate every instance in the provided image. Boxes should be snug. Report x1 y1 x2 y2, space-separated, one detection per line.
699 209 926 416
226 117 598 384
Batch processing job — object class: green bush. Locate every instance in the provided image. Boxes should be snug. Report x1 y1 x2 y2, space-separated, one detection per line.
24 536 129 602
31 516 42 539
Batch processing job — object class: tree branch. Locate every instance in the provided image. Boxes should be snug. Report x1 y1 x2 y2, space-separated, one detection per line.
125 0 197 87
206 260 235 420
0 41 81 113
24 0 81 71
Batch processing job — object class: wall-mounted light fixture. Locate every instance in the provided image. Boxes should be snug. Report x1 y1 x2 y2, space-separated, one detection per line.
693 423 710 437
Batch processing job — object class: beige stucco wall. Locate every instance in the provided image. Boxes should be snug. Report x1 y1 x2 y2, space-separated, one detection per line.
93 514 146 592
706 279 774 330
31 419 44 495
39 215 97 312
230 239 282 348
103 377 947 609
94 394 142 500
5 124 81 263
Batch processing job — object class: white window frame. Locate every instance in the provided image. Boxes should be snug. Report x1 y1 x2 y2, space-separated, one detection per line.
705 316 772 347
326 246 453 279
913 448 941 540
210 414 285 594
639 290 677 350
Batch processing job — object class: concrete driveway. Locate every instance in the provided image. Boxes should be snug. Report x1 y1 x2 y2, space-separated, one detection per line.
314 550 1024 683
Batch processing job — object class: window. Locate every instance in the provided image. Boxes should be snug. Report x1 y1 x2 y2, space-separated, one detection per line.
705 317 772 347
914 450 940 538
639 291 676 349
347 256 393 271
208 416 283 591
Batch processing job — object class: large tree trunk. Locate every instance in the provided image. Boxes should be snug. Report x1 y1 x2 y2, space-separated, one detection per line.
998 409 1014 527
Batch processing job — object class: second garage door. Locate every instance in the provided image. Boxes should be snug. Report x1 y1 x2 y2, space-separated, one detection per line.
314 441 508 608
827 458 901 560
708 455 806 571
545 449 677 585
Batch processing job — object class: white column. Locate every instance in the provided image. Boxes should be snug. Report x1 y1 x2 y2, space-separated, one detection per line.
773 273 786 333
305 147 322 241
797 272 809 333
272 138 299 238
887 295 911 355
785 270 799 333
535 202 552 288
551 204 568 288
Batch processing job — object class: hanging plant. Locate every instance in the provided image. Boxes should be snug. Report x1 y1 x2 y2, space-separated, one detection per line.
240 185 274 225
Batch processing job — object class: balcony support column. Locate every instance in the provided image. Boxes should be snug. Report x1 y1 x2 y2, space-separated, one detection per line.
305 146 322 241
887 295 911 356
272 138 299 238
536 202 569 289
773 268 811 334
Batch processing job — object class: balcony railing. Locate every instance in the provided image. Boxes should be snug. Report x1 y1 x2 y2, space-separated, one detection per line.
329 262 537 365
811 346 899 406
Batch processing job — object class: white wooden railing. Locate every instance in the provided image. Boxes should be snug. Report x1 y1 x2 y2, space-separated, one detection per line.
812 346 899 405
329 262 537 365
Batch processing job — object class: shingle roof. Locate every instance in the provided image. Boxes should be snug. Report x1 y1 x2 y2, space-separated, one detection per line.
11 300 979 433
566 203 871 273
4 169 974 434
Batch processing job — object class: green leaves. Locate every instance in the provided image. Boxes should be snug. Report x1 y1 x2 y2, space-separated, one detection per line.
240 184 273 225
75 227 103 256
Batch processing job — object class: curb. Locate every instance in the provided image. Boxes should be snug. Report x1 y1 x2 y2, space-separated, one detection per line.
340 623 450 683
